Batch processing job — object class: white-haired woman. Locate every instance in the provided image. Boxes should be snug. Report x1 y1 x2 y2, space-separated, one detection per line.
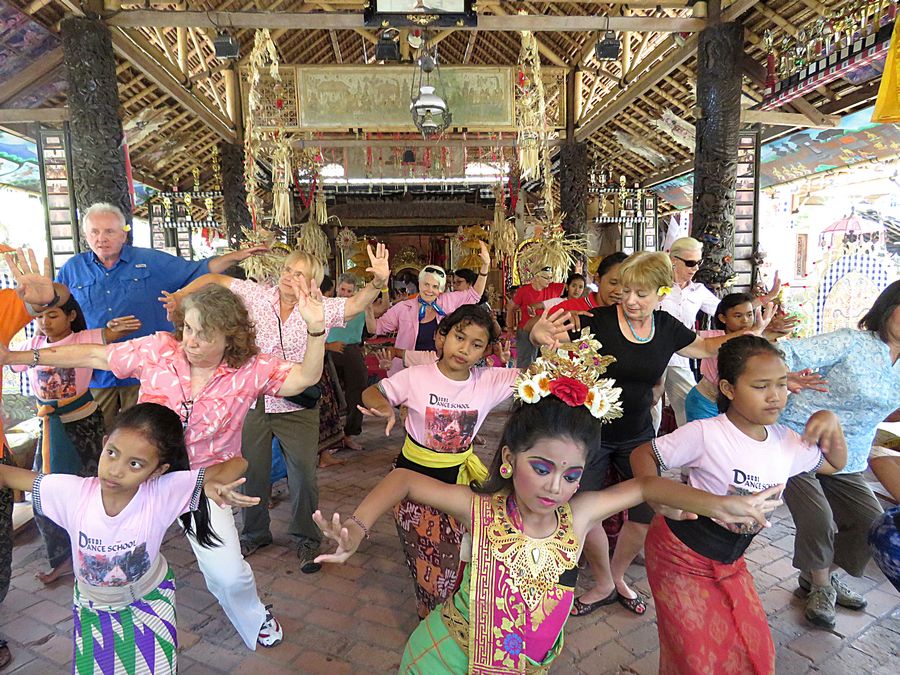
656 237 779 429
367 241 490 375
162 244 389 572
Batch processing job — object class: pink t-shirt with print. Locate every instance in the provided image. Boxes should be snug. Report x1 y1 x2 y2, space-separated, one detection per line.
379 363 518 452
33 470 203 586
11 328 105 400
230 278 346 414
652 414 824 532
106 332 292 468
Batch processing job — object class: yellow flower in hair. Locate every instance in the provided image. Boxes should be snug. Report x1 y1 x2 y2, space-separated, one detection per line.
657 285 672 297
517 377 541 404
534 372 552 397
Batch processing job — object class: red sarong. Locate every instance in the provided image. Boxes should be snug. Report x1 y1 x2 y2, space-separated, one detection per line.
645 516 775 675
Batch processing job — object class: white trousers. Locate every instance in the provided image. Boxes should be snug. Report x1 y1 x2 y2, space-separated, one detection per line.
651 365 696 432
185 497 266 650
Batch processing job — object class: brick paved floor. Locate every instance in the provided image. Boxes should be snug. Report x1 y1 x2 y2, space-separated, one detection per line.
4 404 899 673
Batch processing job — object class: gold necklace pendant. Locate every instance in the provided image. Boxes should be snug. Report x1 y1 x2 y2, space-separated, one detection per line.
486 493 579 612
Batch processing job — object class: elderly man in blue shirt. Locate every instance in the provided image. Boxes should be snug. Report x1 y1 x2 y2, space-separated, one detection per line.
57 202 264 430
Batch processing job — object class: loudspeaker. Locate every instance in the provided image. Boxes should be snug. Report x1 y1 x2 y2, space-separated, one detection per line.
214 33 240 60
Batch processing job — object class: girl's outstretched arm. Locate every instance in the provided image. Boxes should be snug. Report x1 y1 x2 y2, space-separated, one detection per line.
203 458 259 508
0 342 108 370
313 469 472 564
358 384 398 435
0 465 38 493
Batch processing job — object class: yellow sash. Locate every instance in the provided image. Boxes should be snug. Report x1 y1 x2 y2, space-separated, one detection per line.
401 435 489 486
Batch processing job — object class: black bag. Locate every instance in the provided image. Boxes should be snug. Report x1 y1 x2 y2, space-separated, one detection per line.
284 384 322 409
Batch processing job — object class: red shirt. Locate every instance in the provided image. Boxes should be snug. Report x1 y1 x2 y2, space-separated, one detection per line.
555 294 601 313
511 283 565 329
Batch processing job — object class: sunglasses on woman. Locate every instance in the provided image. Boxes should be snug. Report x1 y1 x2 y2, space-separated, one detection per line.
675 256 701 268
423 266 446 277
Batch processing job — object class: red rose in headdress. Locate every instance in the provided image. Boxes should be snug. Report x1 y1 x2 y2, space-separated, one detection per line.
548 377 589 407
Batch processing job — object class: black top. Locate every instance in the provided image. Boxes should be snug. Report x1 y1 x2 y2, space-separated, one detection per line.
415 318 439 351
665 516 756 564
575 305 696 442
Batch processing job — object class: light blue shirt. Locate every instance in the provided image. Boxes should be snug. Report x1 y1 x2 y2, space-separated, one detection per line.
326 312 365 345
779 328 900 474
57 245 210 389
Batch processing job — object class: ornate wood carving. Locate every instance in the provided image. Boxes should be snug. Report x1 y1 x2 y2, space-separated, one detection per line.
691 21 743 290
60 17 131 224
219 142 251 247
559 141 590 244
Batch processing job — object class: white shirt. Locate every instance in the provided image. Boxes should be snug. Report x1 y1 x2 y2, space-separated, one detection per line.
660 281 719 369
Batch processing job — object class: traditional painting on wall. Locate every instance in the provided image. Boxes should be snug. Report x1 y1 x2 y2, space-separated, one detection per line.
295 65 516 131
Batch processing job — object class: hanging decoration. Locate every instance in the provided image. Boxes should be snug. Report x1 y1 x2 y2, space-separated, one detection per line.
651 109 696 152
335 225 358 255
490 185 518 261
244 29 282 229
271 132 293 230
239 226 290 283
513 25 587 281
347 239 375 282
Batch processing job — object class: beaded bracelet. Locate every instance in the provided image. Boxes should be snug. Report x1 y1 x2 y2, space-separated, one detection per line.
348 514 370 540
30 348 40 367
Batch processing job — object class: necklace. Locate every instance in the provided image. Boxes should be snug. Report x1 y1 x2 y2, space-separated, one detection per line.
624 313 655 343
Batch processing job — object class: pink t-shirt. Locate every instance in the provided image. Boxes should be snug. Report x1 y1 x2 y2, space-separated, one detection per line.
652 414 823 533
696 329 725 384
106 332 293 468
379 363 518 451
33 470 203 587
403 350 438 368
230 279 347 414
11 329 105 400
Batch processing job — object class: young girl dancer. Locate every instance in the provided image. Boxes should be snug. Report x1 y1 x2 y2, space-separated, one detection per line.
358 305 522 618
314 334 783 672
632 335 847 674
0 403 257 674
9 297 140 583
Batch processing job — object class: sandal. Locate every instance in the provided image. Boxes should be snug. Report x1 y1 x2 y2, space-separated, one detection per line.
617 590 648 615
570 589 619 617
0 639 10 670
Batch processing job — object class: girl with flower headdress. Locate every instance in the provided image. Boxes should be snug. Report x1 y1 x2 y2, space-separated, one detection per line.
315 336 783 673
357 304 571 619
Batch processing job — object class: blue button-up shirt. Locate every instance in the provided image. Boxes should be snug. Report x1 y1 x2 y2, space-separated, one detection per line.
780 328 900 474
57 245 211 388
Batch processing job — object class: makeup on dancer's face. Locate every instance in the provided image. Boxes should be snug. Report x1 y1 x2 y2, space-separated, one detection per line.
509 438 587 512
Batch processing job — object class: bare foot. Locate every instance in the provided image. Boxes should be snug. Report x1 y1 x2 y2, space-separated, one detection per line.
342 436 365 451
318 451 345 468
36 559 73 585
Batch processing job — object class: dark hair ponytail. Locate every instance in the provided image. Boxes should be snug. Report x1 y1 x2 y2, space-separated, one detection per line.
474 397 600 494
56 295 88 333
716 335 785 413
110 403 222 547
858 280 900 343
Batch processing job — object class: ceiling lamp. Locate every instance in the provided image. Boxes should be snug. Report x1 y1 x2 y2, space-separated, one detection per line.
410 42 452 138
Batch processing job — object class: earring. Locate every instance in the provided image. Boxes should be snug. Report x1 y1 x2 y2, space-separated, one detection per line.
499 462 513 479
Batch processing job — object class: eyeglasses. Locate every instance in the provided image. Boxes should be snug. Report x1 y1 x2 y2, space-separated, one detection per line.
423 266 445 277
674 256 701 268
180 400 193 430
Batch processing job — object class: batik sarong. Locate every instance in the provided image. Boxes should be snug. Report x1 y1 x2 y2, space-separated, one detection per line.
645 516 775 675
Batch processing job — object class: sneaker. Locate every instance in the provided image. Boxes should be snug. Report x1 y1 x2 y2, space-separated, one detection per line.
257 605 283 648
297 541 322 574
798 573 867 610
804 583 837 629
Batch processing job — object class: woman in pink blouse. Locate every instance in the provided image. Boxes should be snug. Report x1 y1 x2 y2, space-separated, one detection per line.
367 241 491 375
1 281 327 651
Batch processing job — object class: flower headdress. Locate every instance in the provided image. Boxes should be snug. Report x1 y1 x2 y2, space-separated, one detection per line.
514 328 624 422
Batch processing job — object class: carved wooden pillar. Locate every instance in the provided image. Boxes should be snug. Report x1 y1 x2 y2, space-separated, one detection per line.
559 141 589 236
60 16 131 224
691 21 743 290
219 142 251 247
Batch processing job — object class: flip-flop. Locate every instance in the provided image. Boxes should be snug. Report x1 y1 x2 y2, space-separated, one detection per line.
617 590 648 615
570 589 619 617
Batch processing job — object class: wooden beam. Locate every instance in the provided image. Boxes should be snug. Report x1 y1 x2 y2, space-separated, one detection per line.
0 47 63 106
110 28 236 143
740 109 838 128
0 108 68 123
576 0 758 141
105 10 706 33
292 136 565 149
463 31 477 64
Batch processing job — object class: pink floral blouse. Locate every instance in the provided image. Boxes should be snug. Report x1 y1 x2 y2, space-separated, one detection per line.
106 332 293 468
230 279 347 414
